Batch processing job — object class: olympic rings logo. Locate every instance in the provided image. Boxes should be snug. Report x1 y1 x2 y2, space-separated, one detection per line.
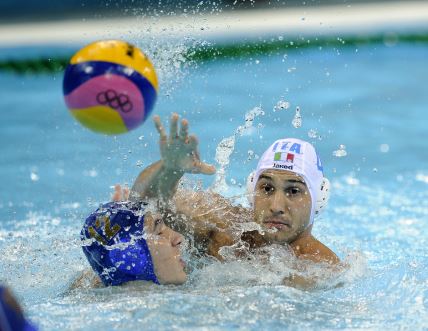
96 89 133 113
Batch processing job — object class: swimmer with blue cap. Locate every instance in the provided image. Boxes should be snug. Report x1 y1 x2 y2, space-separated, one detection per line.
129 114 338 264
80 197 186 287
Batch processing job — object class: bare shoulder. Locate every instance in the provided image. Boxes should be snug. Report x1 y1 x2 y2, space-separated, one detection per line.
291 235 340 265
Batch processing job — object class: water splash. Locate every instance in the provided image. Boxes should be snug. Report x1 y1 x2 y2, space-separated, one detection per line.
333 144 347 157
236 106 265 137
273 99 290 112
245 150 259 164
213 136 236 193
308 129 318 139
213 107 265 193
292 106 302 128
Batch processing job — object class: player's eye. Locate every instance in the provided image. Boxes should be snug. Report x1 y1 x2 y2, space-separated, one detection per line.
261 184 274 194
286 187 301 196
154 218 164 234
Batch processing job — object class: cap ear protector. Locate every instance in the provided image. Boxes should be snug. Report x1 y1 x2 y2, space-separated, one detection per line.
246 171 257 205
246 171 330 217
314 177 330 216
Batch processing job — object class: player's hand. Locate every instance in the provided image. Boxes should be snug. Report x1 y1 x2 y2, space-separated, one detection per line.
153 113 216 175
111 184 130 201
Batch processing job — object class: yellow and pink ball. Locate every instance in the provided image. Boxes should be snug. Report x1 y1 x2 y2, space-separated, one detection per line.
63 40 158 135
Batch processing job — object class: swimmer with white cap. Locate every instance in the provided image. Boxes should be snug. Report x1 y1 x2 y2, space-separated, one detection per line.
130 114 339 287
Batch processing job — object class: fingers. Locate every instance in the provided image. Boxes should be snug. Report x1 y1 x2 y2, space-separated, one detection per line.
199 163 216 175
156 113 190 144
122 185 130 200
153 115 167 142
188 135 198 149
179 119 189 142
169 113 179 139
112 184 122 202
111 184 130 201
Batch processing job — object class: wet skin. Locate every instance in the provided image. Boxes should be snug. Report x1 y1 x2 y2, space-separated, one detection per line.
131 113 340 267
113 184 187 285
144 212 187 285
253 169 312 244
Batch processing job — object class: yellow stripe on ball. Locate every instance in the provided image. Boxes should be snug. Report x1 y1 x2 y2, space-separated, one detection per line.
70 40 159 92
70 106 128 135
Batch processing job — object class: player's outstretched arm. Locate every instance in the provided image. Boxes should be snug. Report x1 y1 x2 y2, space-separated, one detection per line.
130 113 216 202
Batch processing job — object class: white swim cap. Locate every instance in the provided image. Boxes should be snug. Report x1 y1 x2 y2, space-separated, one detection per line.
250 138 329 224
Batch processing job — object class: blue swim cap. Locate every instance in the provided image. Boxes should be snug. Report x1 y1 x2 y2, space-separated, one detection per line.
0 286 38 331
81 202 159 286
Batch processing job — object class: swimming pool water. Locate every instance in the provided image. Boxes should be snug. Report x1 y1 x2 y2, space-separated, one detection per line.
0 42 428 330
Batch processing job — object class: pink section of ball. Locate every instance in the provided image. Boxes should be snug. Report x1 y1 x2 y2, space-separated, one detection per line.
64 74 145 131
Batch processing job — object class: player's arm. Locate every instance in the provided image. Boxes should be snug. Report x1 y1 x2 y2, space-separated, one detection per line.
131 113 230 237
172 188 249 233
130 113 216 202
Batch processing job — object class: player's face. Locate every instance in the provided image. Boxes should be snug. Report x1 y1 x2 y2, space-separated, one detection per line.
253 170 312 244
144 213 187 285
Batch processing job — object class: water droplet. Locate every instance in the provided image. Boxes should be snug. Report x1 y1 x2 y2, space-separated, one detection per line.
333 144 347 157
136 160 143 167
84 66 93 74
236 106 265 136
30 172 39 181
380 144 390 153
138 135 144 141
247 150 255 161
273 99 290 112
292 107 302 128
308 129 318 138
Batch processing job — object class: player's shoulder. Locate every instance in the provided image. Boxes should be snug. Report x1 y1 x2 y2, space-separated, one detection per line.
291 235 340 264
